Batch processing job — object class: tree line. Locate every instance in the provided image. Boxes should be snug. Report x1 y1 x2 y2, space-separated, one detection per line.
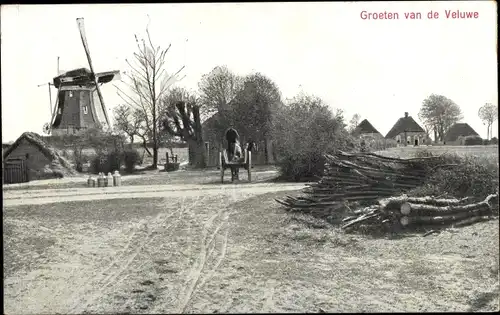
113 23 498 173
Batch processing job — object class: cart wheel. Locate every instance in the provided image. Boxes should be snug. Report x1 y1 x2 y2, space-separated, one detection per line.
247 151 252 182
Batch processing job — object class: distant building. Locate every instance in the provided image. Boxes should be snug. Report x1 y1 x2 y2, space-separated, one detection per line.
385 112 427 146
444 123 480 145
352 119 384 139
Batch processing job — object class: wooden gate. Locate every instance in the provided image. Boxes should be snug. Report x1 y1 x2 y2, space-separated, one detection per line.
2 158 29 184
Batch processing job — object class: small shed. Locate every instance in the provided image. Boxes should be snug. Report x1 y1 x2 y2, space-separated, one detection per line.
2 132 78 182
444 123 480 145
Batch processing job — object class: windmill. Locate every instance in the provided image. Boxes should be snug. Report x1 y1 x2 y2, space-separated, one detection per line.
45 18 120 136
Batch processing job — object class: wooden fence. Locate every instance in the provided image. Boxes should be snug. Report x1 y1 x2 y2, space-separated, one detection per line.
2 158 29 184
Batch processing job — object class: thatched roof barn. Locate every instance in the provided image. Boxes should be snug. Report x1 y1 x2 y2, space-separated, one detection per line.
385 112 426 139
352 119 383 137
444 123 480 143
3 132 78 180
385 112 428 146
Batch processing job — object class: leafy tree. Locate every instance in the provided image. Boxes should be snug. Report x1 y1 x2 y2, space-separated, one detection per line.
231 73 282 162
418 94 463 143
116 24 184 169
478 103 498 140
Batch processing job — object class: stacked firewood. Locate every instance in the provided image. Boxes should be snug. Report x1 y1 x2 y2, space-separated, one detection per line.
341 194 498 235
276 151 498 234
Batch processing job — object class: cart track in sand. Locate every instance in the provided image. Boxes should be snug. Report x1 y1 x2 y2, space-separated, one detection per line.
3 181 306 314
68 194 208 314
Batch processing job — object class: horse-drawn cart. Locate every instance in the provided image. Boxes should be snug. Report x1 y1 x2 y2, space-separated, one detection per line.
219 148 252 183
218 128 252 183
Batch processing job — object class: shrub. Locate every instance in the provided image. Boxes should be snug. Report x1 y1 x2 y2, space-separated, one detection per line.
490 137 498 145
271 93 355 181
414 149 436 158
464 135 483 146
74 153 91 173
409 152 499 200
123 149 141 173
91 151 124 174
358 137 396 152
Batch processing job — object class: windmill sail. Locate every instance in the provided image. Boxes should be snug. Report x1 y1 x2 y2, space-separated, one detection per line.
76 18 110 128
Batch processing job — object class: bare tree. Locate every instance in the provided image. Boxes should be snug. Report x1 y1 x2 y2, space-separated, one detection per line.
113 104 140 145
478 103 498 140
198 65 243 116
116 23 184 168
348 113 361 133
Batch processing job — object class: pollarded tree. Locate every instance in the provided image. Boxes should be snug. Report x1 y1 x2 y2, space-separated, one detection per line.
478 103 498 140
419 94 463 142
162 88 206 168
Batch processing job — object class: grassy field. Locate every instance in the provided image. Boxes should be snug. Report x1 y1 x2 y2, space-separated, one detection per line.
375 145 499 160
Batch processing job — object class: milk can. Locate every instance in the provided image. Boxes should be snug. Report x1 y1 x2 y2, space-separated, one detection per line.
106 172 113 187
87 175 93 187
97 172 104 187
113 170 122 187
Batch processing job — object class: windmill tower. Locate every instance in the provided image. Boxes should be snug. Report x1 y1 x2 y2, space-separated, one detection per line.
45 18 120 136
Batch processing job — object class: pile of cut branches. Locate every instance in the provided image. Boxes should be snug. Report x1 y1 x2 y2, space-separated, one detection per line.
276 151 498 234
341 194 498 235
277 151 453 219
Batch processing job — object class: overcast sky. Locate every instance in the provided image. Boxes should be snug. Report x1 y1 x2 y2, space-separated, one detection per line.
1 2 497 142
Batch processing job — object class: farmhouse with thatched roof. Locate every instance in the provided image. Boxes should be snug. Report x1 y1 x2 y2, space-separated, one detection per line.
2 132 78 182
444 123 480 145
352 119 383 139
385 112 427 146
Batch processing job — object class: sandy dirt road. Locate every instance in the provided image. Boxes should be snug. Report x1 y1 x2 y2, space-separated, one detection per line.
2 182 305 206
3 181 499 314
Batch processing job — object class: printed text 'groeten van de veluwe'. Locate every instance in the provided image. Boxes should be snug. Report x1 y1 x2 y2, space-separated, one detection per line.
360 9 480 20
